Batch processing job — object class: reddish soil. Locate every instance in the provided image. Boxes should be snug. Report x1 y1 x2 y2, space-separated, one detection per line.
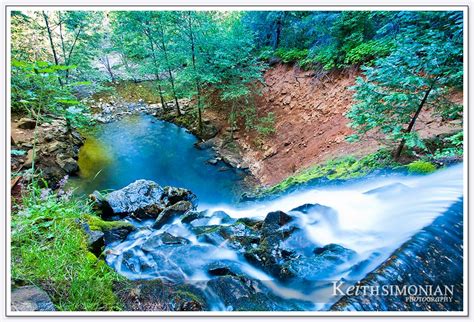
204 64 463 186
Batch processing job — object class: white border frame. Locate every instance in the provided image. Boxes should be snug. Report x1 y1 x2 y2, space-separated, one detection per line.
2 3 469 318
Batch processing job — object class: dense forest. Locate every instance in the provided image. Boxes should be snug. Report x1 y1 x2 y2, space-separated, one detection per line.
10 10 464 312
12 10 463 156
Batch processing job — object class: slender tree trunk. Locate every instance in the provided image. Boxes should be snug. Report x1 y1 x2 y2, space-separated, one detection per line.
64 25 83 82
157 83 166 110
230 101 236 140
58 12 67 62
144 28 168 111
157 22 181 116
104 55 115 82
394 84 434 159
42 11 63 87
273 12 285 49
187 14 203 134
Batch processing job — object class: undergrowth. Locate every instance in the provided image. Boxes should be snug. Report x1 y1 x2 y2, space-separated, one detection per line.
11 179 123 311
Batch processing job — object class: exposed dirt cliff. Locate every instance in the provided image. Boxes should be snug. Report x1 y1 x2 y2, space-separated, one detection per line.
203 64 462 186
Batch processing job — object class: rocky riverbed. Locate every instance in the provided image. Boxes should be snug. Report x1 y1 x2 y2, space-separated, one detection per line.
78 174 463 312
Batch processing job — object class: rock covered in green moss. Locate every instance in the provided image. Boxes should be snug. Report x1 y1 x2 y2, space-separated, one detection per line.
406 160 437 174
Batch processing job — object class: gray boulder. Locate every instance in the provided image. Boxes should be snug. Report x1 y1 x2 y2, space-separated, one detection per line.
94 180 166 219
11 286 55 311
153 201 193 229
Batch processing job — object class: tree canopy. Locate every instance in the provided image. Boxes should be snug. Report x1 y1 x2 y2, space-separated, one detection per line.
11 10 464 154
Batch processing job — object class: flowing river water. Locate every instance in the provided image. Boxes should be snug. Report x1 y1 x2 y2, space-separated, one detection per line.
71 114 464 311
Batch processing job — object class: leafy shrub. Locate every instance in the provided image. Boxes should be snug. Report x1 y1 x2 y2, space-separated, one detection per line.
433 131 463 158
11 60 93 128
274 48 309 64
11 180 123 311
406 160 437 174
257 46 274 61
313 44 339 70
255 112 276 136
344 39 394 65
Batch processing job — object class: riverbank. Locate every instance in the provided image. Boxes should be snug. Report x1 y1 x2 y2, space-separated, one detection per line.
87 64 463 191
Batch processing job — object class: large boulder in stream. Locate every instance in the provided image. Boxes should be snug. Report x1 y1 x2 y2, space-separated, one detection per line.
91 180 197 220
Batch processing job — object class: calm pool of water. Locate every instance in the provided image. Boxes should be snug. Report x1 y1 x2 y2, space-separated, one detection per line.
70 114 247 206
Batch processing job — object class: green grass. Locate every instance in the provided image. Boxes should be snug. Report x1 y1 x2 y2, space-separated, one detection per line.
11 182 123 311
262 150 397 196
406 160 437 175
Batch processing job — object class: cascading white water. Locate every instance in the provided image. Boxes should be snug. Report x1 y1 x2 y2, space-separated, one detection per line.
210 163 464 253
106 163 464 310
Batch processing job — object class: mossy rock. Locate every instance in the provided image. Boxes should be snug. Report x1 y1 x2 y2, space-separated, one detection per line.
84 214 134 232
406 160 437 174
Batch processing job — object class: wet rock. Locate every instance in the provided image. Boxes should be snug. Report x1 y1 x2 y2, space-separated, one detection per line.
161 186 197 208
242 211 300 278
235 217 263 229
17 118 37 129
81 221 104 256
261 211 294 237
11 285 55 311
290 203 331 215
180 211 206 224
280 244 356 281
95 180 165 219
206 275 313 311
142 232 190 251
160 232 190 245
103 226 135 245
153 201 193 229
55 155 79 174
244 236 296 277
190 210 235 227
206 261 242 277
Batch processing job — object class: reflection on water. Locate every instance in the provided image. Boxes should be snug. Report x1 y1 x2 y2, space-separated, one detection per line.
70 114 247 205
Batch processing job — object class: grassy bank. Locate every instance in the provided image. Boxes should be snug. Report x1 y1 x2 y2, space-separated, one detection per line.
260 141 462 197
11 180 124 311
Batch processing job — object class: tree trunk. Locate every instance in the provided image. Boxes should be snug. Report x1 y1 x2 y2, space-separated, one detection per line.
187 14 203 134
64 25 83 82
144 28 167 111
157 83 166 111
394 84 434 159
104 55 115 82
42 11 63 87
273 12 285 49
157 22 181 116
